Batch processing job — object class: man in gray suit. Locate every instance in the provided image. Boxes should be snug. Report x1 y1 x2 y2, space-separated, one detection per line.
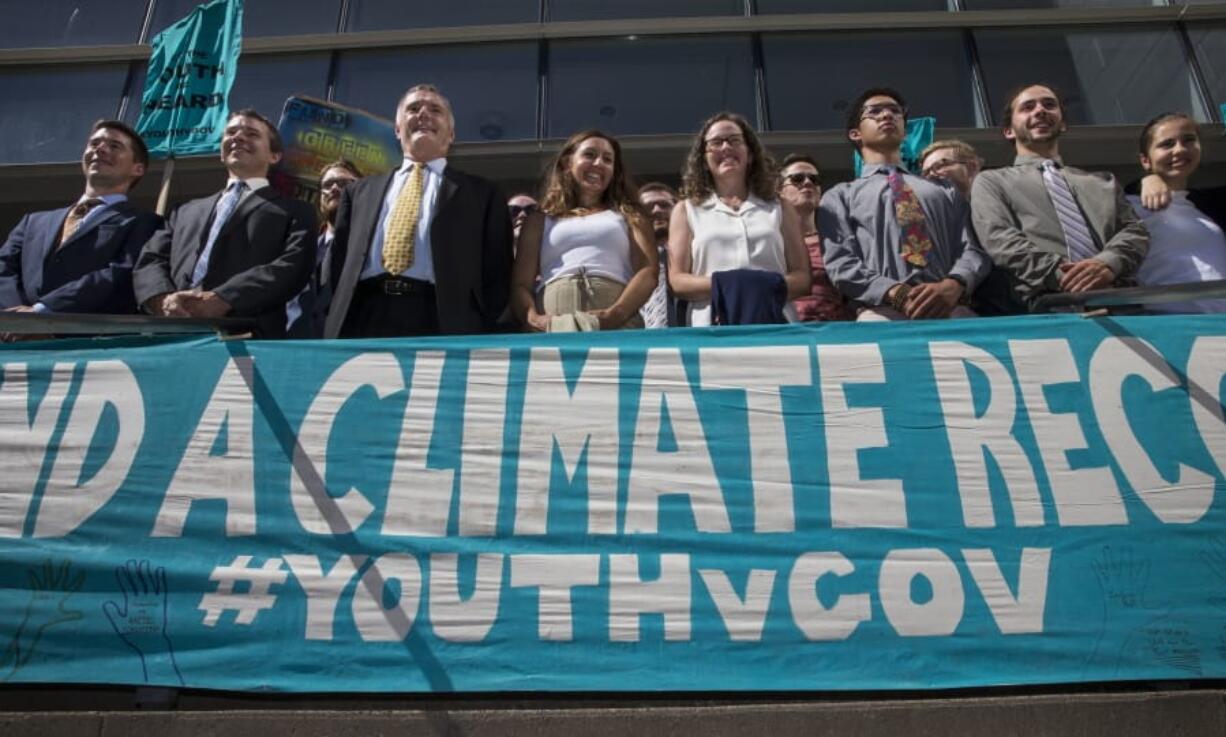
971 83 1147 313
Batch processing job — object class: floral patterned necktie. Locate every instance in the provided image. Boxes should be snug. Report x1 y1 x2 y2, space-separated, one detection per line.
887 167 933 268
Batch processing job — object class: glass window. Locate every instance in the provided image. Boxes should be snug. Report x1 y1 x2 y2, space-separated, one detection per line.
150 0 341 38
966 0 1157 7
0 0 146 49
757 0 950 11
1187 23 1226 111
548 0 742 21
345 0 538 31
0 64 127 163
334 43 538 142
975 26 1207 126
547 35 756 136
125 54 331 128
762 31 976 131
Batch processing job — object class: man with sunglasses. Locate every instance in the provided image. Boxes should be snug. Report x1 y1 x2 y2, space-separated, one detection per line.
778 154 848 321
920 140 982 199
507 193 538 245
287 158 361 337
970 83 1147 314
819 87 990 321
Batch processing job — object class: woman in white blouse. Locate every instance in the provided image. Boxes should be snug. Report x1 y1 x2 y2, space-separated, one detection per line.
668 112 810 326
511 130 657 332
1128 112 1226 314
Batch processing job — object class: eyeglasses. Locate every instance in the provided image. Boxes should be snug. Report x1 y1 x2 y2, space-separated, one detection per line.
784 172 820 186
860 103 907 121
921 158 966 178
509 203 538 217
320 177 354 191
704 134 746 151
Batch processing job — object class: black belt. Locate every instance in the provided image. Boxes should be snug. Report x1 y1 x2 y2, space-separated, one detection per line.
357 275 435 297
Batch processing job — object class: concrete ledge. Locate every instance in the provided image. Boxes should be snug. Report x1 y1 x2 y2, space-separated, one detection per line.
1 689 1224 737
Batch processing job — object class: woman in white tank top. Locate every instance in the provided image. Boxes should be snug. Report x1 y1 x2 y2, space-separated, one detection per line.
510 130 658 332
668 112 811 327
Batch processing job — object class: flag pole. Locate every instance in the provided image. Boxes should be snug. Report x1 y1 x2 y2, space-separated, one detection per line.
156 154 176 216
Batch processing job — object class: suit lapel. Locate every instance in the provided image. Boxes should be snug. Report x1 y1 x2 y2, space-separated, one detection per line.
437 167 459 215
31 207 70 266
214 185 273 242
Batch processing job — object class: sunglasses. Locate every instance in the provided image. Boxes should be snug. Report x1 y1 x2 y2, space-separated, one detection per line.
784 172 820 186
320 177 354 191
509 203 538 217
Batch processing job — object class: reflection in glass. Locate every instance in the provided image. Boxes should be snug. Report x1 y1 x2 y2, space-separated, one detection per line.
124 55 331 129
548 0 742 21
1188 23 1226 111
150 0 342 38
0 0 146 49
0 64 127 163
345 0 538 30
975 26 1206 125
334 44 538 142
762 31 976 130
548 35 756 136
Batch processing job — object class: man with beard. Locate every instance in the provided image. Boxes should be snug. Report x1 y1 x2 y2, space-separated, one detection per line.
638 181 679 328
820 87 989 321
287 159 361 337
971 83 1147 313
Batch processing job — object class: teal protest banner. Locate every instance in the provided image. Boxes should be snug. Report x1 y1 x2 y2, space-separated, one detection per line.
136 0 243 158
0 317 1225 692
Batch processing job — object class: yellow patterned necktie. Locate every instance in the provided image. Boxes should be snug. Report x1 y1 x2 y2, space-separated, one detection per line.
382 163 425 274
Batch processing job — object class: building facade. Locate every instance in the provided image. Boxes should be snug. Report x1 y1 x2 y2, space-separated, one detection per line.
1 0 1225 231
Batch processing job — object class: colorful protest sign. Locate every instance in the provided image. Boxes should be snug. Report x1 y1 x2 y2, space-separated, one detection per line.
136 0 243 158
1 316 1225 691
272 96 401 200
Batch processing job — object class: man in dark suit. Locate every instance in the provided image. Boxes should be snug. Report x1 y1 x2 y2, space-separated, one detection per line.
134 109 316 338
324 84 513 338
0 119 163 337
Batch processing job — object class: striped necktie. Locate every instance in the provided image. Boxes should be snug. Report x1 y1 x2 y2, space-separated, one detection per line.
59 197 104 246
192 180 247 287
1040 159 1098 262
383 163 425 275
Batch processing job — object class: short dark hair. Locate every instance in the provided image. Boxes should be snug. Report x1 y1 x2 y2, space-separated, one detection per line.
638 181 678 200
320 158 362 181
91 119 149 170
845 87 907 140
228 108 283 153
1138 111 1196 155
1000 82 1065 126
780 153 819 174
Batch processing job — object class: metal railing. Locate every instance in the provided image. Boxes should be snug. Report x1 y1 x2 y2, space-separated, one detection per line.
0 312 257 338
1033 279 1226 313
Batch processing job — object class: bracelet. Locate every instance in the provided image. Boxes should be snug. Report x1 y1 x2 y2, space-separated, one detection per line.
888 284 912 312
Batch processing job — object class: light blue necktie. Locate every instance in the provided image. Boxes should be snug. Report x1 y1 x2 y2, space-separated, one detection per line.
192 180 247 287
1040 160 1098 263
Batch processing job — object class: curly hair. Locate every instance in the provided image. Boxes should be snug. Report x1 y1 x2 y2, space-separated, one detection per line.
680 112 777 203
539 129 643 225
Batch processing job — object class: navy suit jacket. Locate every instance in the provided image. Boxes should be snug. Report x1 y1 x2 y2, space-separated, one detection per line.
0 201 163 313
133 186 317 339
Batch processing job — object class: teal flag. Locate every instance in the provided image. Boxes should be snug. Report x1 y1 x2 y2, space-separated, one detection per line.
854 116 936 177
136 0 243 158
